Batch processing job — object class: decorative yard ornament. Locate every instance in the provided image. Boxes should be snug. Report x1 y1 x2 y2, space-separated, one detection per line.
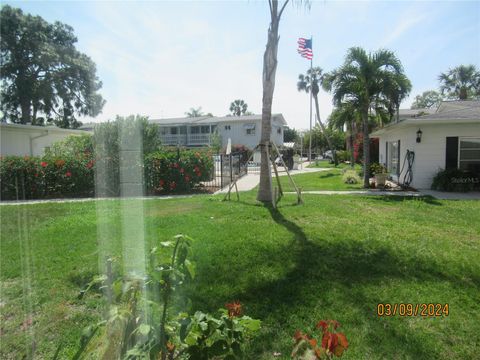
226 138 232 155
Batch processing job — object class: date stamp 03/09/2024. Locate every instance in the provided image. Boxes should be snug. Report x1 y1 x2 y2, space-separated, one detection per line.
377 303 449 317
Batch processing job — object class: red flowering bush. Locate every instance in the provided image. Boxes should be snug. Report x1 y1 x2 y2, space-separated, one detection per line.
292 320 348 359
0 151 95 200
144 150 213 194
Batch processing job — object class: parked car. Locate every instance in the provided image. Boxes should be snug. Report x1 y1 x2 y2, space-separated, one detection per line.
323 150 333 159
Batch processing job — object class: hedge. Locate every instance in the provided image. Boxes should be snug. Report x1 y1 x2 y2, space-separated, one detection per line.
0 150 213 200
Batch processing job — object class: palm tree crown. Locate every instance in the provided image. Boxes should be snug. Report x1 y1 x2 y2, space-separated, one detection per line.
297 66 324 97
439 64 480 100
229 99 248 116
185 107 204 118
323 47 411 187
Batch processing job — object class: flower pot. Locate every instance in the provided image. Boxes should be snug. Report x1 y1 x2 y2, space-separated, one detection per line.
375 173 388 187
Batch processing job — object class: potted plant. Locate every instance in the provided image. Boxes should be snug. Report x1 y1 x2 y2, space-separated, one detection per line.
371 163 388 188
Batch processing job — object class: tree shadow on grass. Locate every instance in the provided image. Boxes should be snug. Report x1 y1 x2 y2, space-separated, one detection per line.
219 205 476 359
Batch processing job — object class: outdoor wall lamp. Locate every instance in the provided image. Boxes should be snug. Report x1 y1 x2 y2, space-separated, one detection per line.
416 129 423 143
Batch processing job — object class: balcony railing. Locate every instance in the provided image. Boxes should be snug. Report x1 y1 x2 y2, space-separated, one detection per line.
160 134 210 146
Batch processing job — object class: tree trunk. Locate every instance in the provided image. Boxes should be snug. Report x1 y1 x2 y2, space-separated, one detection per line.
257 4 281 204
20 98 31 124
362 110 370 188
348 123 355 168
313 94 335 158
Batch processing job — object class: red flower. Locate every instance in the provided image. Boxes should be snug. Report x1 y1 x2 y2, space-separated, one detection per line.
194 166 200 173
197 172 202 177
170 181 176 190
34 173 39 177
159 179 165 186
86 160 94 169
225 301 242 318
65 171 72 177
184 175 190 182
41 161 48 168
173 163 179 168
180 167 185 174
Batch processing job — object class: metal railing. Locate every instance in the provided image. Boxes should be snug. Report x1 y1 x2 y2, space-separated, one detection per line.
159 134 210 146
202 152 248 191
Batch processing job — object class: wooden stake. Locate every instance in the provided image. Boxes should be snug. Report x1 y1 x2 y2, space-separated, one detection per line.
272 142 303 204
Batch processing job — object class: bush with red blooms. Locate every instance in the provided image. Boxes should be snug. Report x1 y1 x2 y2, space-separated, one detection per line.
144 149 213 194
0 152 95 200
292 320 348 359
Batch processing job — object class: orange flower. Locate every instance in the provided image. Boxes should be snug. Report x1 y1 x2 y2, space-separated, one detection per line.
225 301 242 318
55 159 66 168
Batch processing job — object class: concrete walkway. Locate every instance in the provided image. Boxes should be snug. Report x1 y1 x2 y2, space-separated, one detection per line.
215 162 329 194
285 190 422 197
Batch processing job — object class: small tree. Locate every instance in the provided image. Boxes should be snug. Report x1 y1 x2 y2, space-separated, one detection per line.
411 90 443 109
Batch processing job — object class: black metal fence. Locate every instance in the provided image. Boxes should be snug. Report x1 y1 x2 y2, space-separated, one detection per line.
202 152 249 191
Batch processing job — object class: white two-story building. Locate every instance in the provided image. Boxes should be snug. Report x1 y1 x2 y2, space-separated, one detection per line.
149 113 286 150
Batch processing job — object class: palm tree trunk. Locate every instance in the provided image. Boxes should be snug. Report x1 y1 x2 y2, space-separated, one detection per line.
257 3 281 204
362 110 370 188
348 123 355 168
313 94 334 156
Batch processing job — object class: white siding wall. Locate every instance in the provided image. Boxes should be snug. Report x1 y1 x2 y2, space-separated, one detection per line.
1 126 87 156
218 118 284 151
378 123 480 189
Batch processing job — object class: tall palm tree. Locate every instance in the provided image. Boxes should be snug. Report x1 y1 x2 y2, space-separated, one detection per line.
439 64 480 100
229 99 248 116
257 0 310 204
297 67 335 158
323 47 411 188
185 107 204 117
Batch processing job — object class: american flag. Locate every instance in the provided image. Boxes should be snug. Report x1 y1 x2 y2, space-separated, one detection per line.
297 37 313 60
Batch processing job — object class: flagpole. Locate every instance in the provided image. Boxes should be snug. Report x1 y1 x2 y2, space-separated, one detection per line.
308 36 313 162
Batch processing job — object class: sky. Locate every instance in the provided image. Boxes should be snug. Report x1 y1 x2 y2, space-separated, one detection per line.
3 0 480 130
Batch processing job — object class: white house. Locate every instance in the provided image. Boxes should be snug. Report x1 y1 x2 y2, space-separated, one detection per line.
0 123 90 156
149 113 286 150
370 100 480 189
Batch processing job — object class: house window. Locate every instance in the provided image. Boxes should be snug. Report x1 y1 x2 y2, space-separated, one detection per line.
244 124 255 136
200 126 210 134
277 128 282 135
459 138 480 173
170 127 178 135
190 126 200 134
225 125 231 130
386 140 400 176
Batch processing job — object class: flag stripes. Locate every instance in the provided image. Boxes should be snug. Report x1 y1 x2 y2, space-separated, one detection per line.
297 37 313 60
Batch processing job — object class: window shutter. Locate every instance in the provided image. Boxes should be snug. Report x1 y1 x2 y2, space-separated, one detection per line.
445 137 458 169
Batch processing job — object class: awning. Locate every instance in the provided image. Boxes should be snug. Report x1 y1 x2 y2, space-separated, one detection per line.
243 124 255 130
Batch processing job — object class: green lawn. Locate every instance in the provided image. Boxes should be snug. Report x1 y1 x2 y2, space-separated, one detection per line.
307 160 362 170
1 193 479 359
278 169 363 191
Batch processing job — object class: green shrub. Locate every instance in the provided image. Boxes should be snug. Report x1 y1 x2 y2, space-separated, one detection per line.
0 153 95 200
145 150 213 194
342 170 361 184
431 168 480 192
336 150 351 163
